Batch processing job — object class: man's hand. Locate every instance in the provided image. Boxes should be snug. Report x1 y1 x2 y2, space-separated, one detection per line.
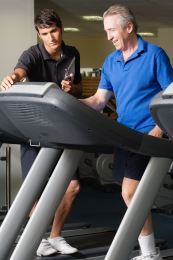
0 74 17 91
61 79 73 93
148 125 163 138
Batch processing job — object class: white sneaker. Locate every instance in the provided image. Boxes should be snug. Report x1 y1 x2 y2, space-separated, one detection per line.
48 236 78 254
131 248 163 260
36 239 57 256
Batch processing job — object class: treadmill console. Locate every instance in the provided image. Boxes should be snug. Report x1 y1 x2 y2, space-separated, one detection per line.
0 82 58 97
0 82 173 158
150 82 173 139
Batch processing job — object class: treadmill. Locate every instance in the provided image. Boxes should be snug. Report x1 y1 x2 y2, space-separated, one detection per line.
0 82 173 260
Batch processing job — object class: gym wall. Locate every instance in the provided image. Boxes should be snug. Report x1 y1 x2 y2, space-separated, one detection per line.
0 0 36 207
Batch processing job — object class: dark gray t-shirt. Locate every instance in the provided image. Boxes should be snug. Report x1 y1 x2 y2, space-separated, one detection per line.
15 41 81 89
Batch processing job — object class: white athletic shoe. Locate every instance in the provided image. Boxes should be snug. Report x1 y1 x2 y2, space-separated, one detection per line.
36 239 57 256
131 248 163 260
48 236 78 254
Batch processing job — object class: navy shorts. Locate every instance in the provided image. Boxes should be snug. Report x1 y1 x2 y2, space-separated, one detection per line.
113 147 150 184
20 144 79 180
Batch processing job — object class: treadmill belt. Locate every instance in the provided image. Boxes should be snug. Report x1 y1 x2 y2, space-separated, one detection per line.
34 228 115 259
35 246 109 259
17 227 115 259
64 229 115 250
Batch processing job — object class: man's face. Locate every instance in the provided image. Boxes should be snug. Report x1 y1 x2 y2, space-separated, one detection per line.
37 23 62 53
104 14 132 51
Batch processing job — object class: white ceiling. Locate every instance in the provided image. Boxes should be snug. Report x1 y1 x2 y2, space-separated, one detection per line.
35 0 173 37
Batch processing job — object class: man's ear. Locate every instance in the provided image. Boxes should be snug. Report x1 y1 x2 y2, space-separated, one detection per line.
37 32 42 43
127 22 133 34
37 32 41 39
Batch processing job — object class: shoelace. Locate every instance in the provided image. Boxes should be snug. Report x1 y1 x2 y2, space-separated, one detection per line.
42 240 53 249
58 238 70 246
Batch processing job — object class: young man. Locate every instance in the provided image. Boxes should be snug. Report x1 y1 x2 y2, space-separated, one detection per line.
0 9 82 257
81 4 173 260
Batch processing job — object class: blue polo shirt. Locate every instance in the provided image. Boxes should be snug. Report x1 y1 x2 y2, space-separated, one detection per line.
99 36 173 133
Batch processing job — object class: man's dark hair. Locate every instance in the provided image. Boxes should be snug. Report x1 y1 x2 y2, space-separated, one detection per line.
34 8 62 32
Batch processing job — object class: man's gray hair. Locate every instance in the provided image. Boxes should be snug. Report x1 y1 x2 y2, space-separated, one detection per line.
103 5 138 33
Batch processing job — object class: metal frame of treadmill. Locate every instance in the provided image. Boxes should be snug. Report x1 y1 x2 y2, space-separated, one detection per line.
0 83 173 260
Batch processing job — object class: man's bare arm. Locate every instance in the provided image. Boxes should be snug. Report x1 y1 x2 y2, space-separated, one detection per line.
80 88 113 111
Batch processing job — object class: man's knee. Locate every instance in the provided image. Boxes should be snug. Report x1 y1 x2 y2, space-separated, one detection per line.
121 178 139 206
121 188 134 205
